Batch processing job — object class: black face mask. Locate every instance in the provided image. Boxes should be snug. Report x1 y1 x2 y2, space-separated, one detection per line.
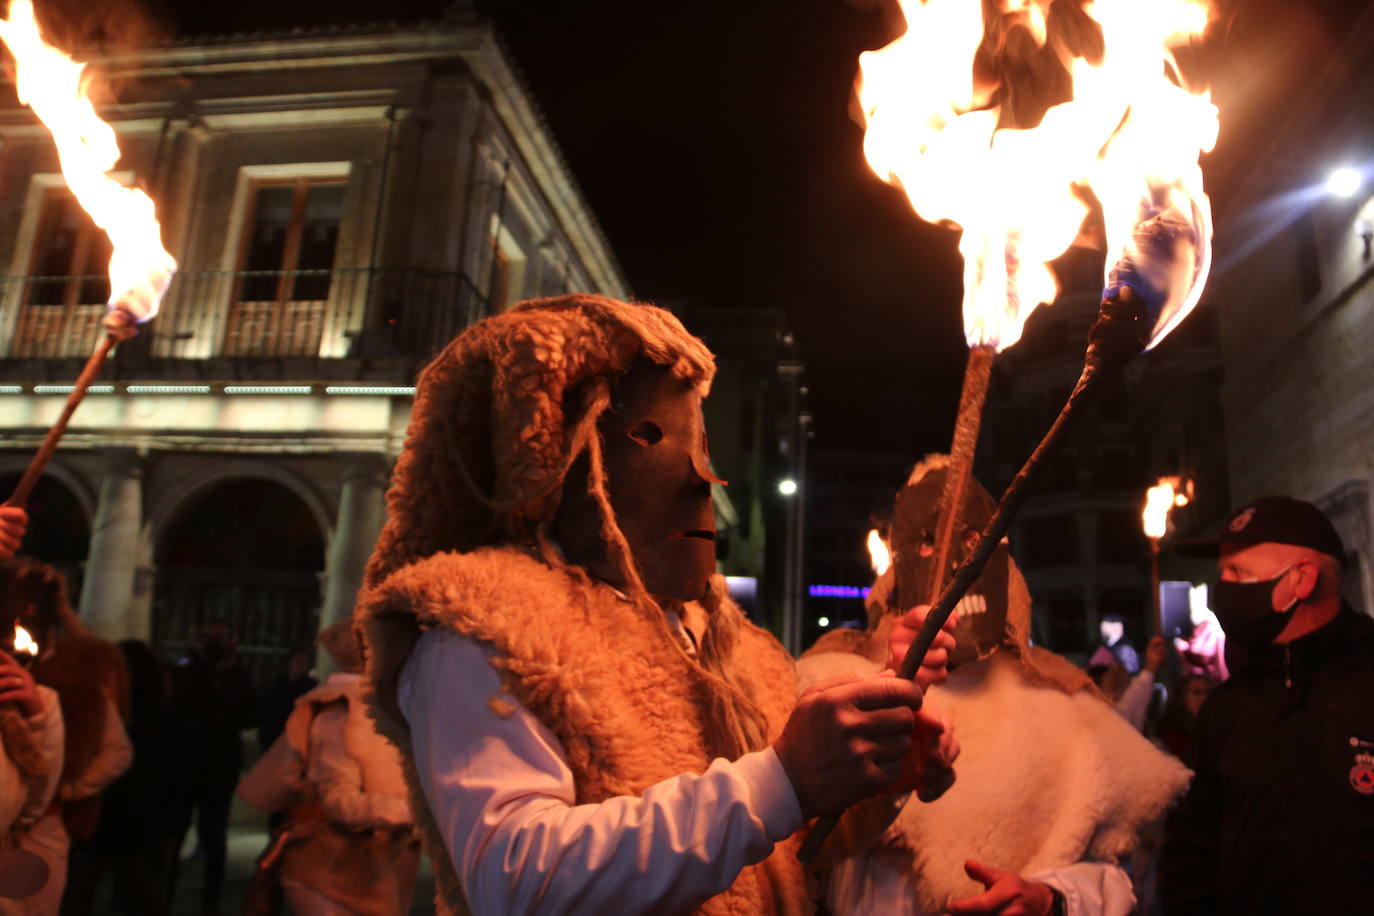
1212 566 1298 648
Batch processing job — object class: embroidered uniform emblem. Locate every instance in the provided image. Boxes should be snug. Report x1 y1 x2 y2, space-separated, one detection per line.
1228 508 1256 532
1351 752 1374 795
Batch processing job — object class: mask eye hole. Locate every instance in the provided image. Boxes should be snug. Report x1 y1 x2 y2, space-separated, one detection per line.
627 421 663 446
961 528 980 551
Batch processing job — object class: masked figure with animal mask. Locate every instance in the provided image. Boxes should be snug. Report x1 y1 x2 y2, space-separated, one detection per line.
800 456 1191 916
356 295 960 915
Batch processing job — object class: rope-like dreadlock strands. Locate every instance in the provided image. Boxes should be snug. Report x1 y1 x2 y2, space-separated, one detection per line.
578 403 770 761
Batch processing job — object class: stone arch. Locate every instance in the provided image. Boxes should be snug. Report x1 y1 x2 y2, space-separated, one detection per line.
150 468 329 688
146 459 333 550
0 456 96 523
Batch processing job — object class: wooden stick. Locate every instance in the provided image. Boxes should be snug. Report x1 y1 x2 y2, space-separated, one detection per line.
5 311 137 508
926 344 995 604
798 289 1150 866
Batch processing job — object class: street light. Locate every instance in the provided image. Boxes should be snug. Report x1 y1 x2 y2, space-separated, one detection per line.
778 478 798 496
1327 166 1362 198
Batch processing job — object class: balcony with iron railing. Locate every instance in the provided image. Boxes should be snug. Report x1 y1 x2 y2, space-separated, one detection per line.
0 267 490 383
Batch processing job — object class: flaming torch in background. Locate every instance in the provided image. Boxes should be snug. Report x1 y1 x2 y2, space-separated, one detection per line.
866 527 892 577
802 0 1219 861
0 0 176 507
1143 474 1193 633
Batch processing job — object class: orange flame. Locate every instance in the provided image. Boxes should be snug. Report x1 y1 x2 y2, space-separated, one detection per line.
858 0 1217 352
12 624 38 656
0 0 175 323
1143 474 1191 539
866 528 892 577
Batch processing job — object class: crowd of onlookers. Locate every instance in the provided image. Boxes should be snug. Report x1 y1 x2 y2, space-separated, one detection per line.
1087 612 1222 761
0 506 418 916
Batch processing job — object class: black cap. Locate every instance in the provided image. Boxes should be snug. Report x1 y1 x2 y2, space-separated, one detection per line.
1174 495 1345 564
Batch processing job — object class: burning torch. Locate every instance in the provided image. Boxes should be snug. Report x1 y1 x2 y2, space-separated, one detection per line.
0 0 176 508
1143 474 1193 635
801 0 1218 862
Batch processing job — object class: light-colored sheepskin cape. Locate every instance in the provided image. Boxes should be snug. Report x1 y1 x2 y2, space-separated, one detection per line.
359 546 811 916
797 651 1191 913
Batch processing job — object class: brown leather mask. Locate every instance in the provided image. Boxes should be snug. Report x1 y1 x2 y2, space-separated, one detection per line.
891 463 1010 668
555 360 720 602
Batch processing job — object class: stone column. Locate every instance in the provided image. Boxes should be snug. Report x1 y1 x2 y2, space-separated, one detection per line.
79 449 145 641
317 453 389 671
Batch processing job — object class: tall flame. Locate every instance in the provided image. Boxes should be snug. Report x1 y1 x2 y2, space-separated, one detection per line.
1143 474 1191 539
858 0 1218 351
866 528 892 577
0 0 175 322
13 624 38 656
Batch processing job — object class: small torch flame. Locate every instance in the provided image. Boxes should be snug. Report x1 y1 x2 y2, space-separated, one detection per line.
1143 474 1192 539
858 0 1218 352
866 528 892 577
0 0 176 323
12 624 38 657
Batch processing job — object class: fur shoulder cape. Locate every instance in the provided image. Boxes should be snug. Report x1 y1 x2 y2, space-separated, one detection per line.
798 651 1191 912
359 545 809 916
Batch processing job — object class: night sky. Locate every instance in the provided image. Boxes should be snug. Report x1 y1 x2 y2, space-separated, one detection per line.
53 0 1373 454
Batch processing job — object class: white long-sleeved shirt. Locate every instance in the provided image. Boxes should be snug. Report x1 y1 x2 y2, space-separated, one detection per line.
397 628 804 916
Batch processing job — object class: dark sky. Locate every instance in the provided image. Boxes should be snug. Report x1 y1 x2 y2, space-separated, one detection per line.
90 0 1374 454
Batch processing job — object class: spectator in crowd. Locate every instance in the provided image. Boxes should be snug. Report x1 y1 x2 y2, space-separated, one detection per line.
1174 604 1228 683
63 640 177 916
1114 636 1170 734
1154 673 1213 759
257 647 316 753
1 560 132 916
1091 614 1140 674
1163 496 1374 913
171 620 257 916
238 620 419 915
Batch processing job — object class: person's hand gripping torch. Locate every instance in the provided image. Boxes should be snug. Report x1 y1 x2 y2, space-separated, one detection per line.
800 199 1208 864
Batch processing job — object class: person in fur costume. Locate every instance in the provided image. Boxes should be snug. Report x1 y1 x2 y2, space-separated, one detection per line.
800 456 1192 916
356 294 959 916
0 560 131 915
238 619 420 916
0 597 63 907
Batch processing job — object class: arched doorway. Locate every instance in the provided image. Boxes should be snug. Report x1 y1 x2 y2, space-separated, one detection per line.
154 478 325 687
0 471 90 598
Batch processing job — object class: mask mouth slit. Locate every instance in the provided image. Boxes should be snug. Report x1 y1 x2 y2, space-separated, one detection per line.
673 530 715 541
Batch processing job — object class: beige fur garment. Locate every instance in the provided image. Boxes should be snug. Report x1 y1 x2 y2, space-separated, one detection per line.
359 546 812 916
797 650 1192 912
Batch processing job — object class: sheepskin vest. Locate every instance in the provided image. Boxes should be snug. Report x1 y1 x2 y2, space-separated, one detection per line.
359 547 809 916
798 650 1192 913
284 676 410 805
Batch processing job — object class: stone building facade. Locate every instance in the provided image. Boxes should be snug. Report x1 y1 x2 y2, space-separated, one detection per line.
0 16 628 681
1205 6 1374 611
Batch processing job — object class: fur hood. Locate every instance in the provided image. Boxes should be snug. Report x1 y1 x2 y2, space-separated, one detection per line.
364 294 716 586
